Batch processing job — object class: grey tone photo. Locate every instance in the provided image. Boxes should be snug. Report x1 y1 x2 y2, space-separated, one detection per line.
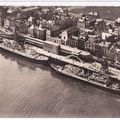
0 6 120 117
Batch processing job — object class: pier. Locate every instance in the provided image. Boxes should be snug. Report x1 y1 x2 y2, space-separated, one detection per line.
32 46 120 79
0 26 120 78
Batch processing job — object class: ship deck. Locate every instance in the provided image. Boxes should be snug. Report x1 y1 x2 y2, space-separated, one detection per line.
32 46 120 79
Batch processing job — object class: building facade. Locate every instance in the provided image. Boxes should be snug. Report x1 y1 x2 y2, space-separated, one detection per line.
85 38 96 52
61 26 79 45
28 25 46 40
43 41 60 54
46 29 62 44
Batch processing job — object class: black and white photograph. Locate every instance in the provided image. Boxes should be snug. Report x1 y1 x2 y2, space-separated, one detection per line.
0 5 120 117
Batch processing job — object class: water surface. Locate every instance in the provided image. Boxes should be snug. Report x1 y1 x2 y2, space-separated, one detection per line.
0 51 120 117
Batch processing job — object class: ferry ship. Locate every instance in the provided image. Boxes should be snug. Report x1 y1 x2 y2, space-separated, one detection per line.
0 38 49 65
50 63 120 93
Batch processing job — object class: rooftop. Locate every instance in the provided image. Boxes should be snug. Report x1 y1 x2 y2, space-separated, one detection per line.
115 18 120 23
44 40 60 46
71 35 79 40
96 18 104 23
79 51 91 56
61 44 91 56
61 44 81 53
80 28 94 33
87 11 99 16
98 41 111 47
63 26 79 35
21 6 38 12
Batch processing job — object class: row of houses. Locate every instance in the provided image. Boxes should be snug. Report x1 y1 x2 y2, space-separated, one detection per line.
1 7 120 65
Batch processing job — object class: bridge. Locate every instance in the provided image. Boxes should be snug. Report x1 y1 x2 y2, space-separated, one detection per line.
66 54 83 63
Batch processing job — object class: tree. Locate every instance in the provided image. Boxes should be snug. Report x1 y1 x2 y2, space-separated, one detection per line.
14 33 25 46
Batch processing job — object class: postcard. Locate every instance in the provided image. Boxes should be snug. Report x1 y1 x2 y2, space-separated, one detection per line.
0 0 120 118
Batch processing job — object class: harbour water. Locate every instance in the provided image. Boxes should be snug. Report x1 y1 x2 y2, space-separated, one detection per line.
0 51 120 117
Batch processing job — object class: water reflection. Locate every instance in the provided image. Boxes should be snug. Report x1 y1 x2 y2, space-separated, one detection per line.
0 50 49 72
0 51 120 117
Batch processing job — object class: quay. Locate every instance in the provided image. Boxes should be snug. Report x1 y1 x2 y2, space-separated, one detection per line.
32 45 120 79
11 34 120 71
0 27 120 78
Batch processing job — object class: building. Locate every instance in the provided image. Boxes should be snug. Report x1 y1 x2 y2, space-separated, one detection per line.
46 29 62 44
94 18 106 35
55 16 78 31
28 25 46 40
115 18 120 27
42 21 60 37
107 44 118 63
80 28 94 36
43 40 60 54
116 50 120 64
4 17 16 32
46 29 51 41
0 13 4 26
28 24 34 37
48 36 62 44
107 42 120 64
113 27 120 36
55 7 64 14
78 35 88 50
96 41 111 57
67 35 79 48
67 35 87 49
15 20 28 34
61 26 79 45
34 26 46 40
101 32 118 43
4 16 29 34
0 6 8 26
87 12 100 22
101 32 112 40
83 12 100 29
85 37 96 52
77 18 86 28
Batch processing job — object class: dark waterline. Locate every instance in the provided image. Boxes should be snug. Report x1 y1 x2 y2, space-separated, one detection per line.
0 51 120 117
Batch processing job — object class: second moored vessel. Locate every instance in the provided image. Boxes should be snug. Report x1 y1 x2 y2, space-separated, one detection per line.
50 63 120 94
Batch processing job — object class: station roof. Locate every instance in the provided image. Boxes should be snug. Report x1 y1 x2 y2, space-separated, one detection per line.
44 40 60 46
61 44 91 56
80 51 91 56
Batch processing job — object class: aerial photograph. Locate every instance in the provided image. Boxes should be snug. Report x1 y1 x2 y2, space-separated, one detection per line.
0 6 120 117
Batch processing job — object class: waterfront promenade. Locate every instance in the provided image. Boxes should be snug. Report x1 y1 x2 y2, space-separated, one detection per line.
0 26 120 78
32 46 120 79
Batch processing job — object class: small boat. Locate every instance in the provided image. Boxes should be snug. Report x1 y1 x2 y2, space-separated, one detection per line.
50 63 120 94
0 38 49 65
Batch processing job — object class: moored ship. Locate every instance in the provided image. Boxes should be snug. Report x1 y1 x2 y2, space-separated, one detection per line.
50 63 120 93
0 38 49 65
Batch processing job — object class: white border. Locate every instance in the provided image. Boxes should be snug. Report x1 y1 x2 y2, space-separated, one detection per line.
0 2 120 6
0 1 119 119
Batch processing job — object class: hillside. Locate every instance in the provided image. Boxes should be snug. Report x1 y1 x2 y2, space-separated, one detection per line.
69 6 120 20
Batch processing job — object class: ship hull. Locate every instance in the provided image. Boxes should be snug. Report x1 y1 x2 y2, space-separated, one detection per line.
50 64 120 94
0 46 49 65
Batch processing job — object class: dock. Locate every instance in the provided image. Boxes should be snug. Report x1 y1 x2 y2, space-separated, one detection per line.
32 46 120 79
0 27 120 78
